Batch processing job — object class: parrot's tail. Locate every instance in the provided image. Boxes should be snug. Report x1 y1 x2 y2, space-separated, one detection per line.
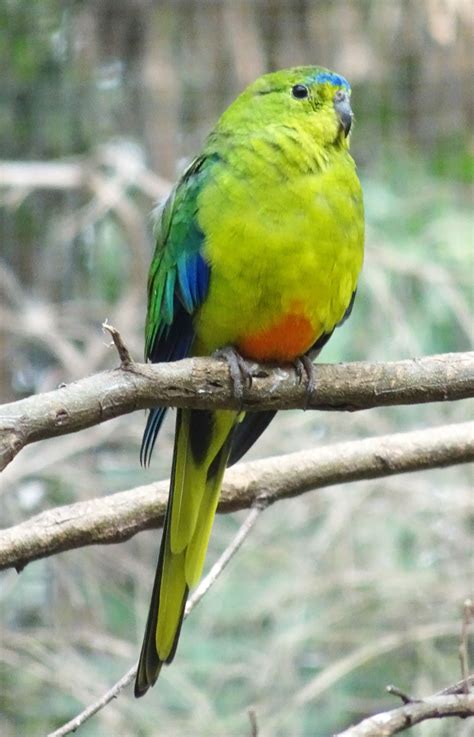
135 407 237 697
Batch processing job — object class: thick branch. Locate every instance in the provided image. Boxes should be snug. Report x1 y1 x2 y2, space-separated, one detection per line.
0 351 472 470
1 421 472 571
334 693 474 736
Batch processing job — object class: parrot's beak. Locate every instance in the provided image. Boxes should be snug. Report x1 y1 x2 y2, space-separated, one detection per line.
334 91 353 137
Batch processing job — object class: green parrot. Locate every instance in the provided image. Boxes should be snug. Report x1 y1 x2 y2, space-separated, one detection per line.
135 66 364 696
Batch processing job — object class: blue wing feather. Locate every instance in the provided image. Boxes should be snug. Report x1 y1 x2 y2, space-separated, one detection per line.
141 155 213 466
141 307 197 466
195 254 209 303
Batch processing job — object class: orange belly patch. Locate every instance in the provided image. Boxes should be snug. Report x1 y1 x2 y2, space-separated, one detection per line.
238 312 319 362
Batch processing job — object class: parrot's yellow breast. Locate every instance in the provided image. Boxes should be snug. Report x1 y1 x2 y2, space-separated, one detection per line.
194 130 364 360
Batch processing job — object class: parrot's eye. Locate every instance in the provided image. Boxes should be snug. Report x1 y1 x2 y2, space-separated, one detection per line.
291 84 309 100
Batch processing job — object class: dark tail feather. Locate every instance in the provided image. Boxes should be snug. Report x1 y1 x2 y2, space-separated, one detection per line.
227 410 277 466
140 407 168 467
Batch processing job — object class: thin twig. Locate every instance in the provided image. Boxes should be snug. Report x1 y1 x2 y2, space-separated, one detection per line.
248 707 259 737
46 664 137 737
386 684 420 704
438 675 474 695
102 320 134 366
459 598 473 690
46 506 263 737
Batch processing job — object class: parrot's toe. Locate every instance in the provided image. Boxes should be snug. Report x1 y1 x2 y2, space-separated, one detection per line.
214 345 252 408
294 354 316 410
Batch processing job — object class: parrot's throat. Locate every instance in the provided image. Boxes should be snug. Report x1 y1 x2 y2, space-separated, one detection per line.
237 311 318 362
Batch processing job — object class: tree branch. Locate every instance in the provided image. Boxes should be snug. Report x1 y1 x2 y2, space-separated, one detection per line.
459 598 473 688
334 692 474 736
0 153 170 200
1 421 472 571
0 351 472 471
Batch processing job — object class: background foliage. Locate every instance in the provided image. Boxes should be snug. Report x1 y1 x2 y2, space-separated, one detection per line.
0 1 472 735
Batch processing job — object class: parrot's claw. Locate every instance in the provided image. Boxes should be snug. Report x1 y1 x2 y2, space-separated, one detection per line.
294 355 316 410
214 346 252 408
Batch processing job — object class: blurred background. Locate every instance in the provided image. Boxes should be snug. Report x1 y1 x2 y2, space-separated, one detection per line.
0 1 472 735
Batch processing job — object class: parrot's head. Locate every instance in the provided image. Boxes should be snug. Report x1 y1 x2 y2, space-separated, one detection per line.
218 66 354 148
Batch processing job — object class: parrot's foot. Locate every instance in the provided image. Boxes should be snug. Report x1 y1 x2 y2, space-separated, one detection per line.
294 355 316 409
214 346 252 408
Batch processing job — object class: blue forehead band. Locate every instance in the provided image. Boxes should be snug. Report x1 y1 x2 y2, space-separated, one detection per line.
314 71 350 90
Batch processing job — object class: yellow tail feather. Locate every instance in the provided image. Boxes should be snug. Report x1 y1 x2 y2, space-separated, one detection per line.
155 544 187 661
185 433 233 587
136 407 238 694
170 409 207 554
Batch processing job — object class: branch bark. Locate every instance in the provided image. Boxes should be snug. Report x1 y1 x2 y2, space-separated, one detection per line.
0 155 170 200
0 351 472 471
334 693 474 736
1 421 472 571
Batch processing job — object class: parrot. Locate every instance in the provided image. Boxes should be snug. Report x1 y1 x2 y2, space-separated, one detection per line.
135 66 364 697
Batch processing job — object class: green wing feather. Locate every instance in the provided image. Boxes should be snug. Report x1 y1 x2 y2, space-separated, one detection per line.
141 156 214 466
144 155 213 360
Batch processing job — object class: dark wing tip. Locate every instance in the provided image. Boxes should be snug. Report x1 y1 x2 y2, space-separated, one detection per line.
140 407 167 467
134 677 149 699
228 410 277 467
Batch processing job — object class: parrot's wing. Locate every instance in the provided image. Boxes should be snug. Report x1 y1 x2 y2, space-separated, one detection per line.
141 156 213 466
227 410 277 467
